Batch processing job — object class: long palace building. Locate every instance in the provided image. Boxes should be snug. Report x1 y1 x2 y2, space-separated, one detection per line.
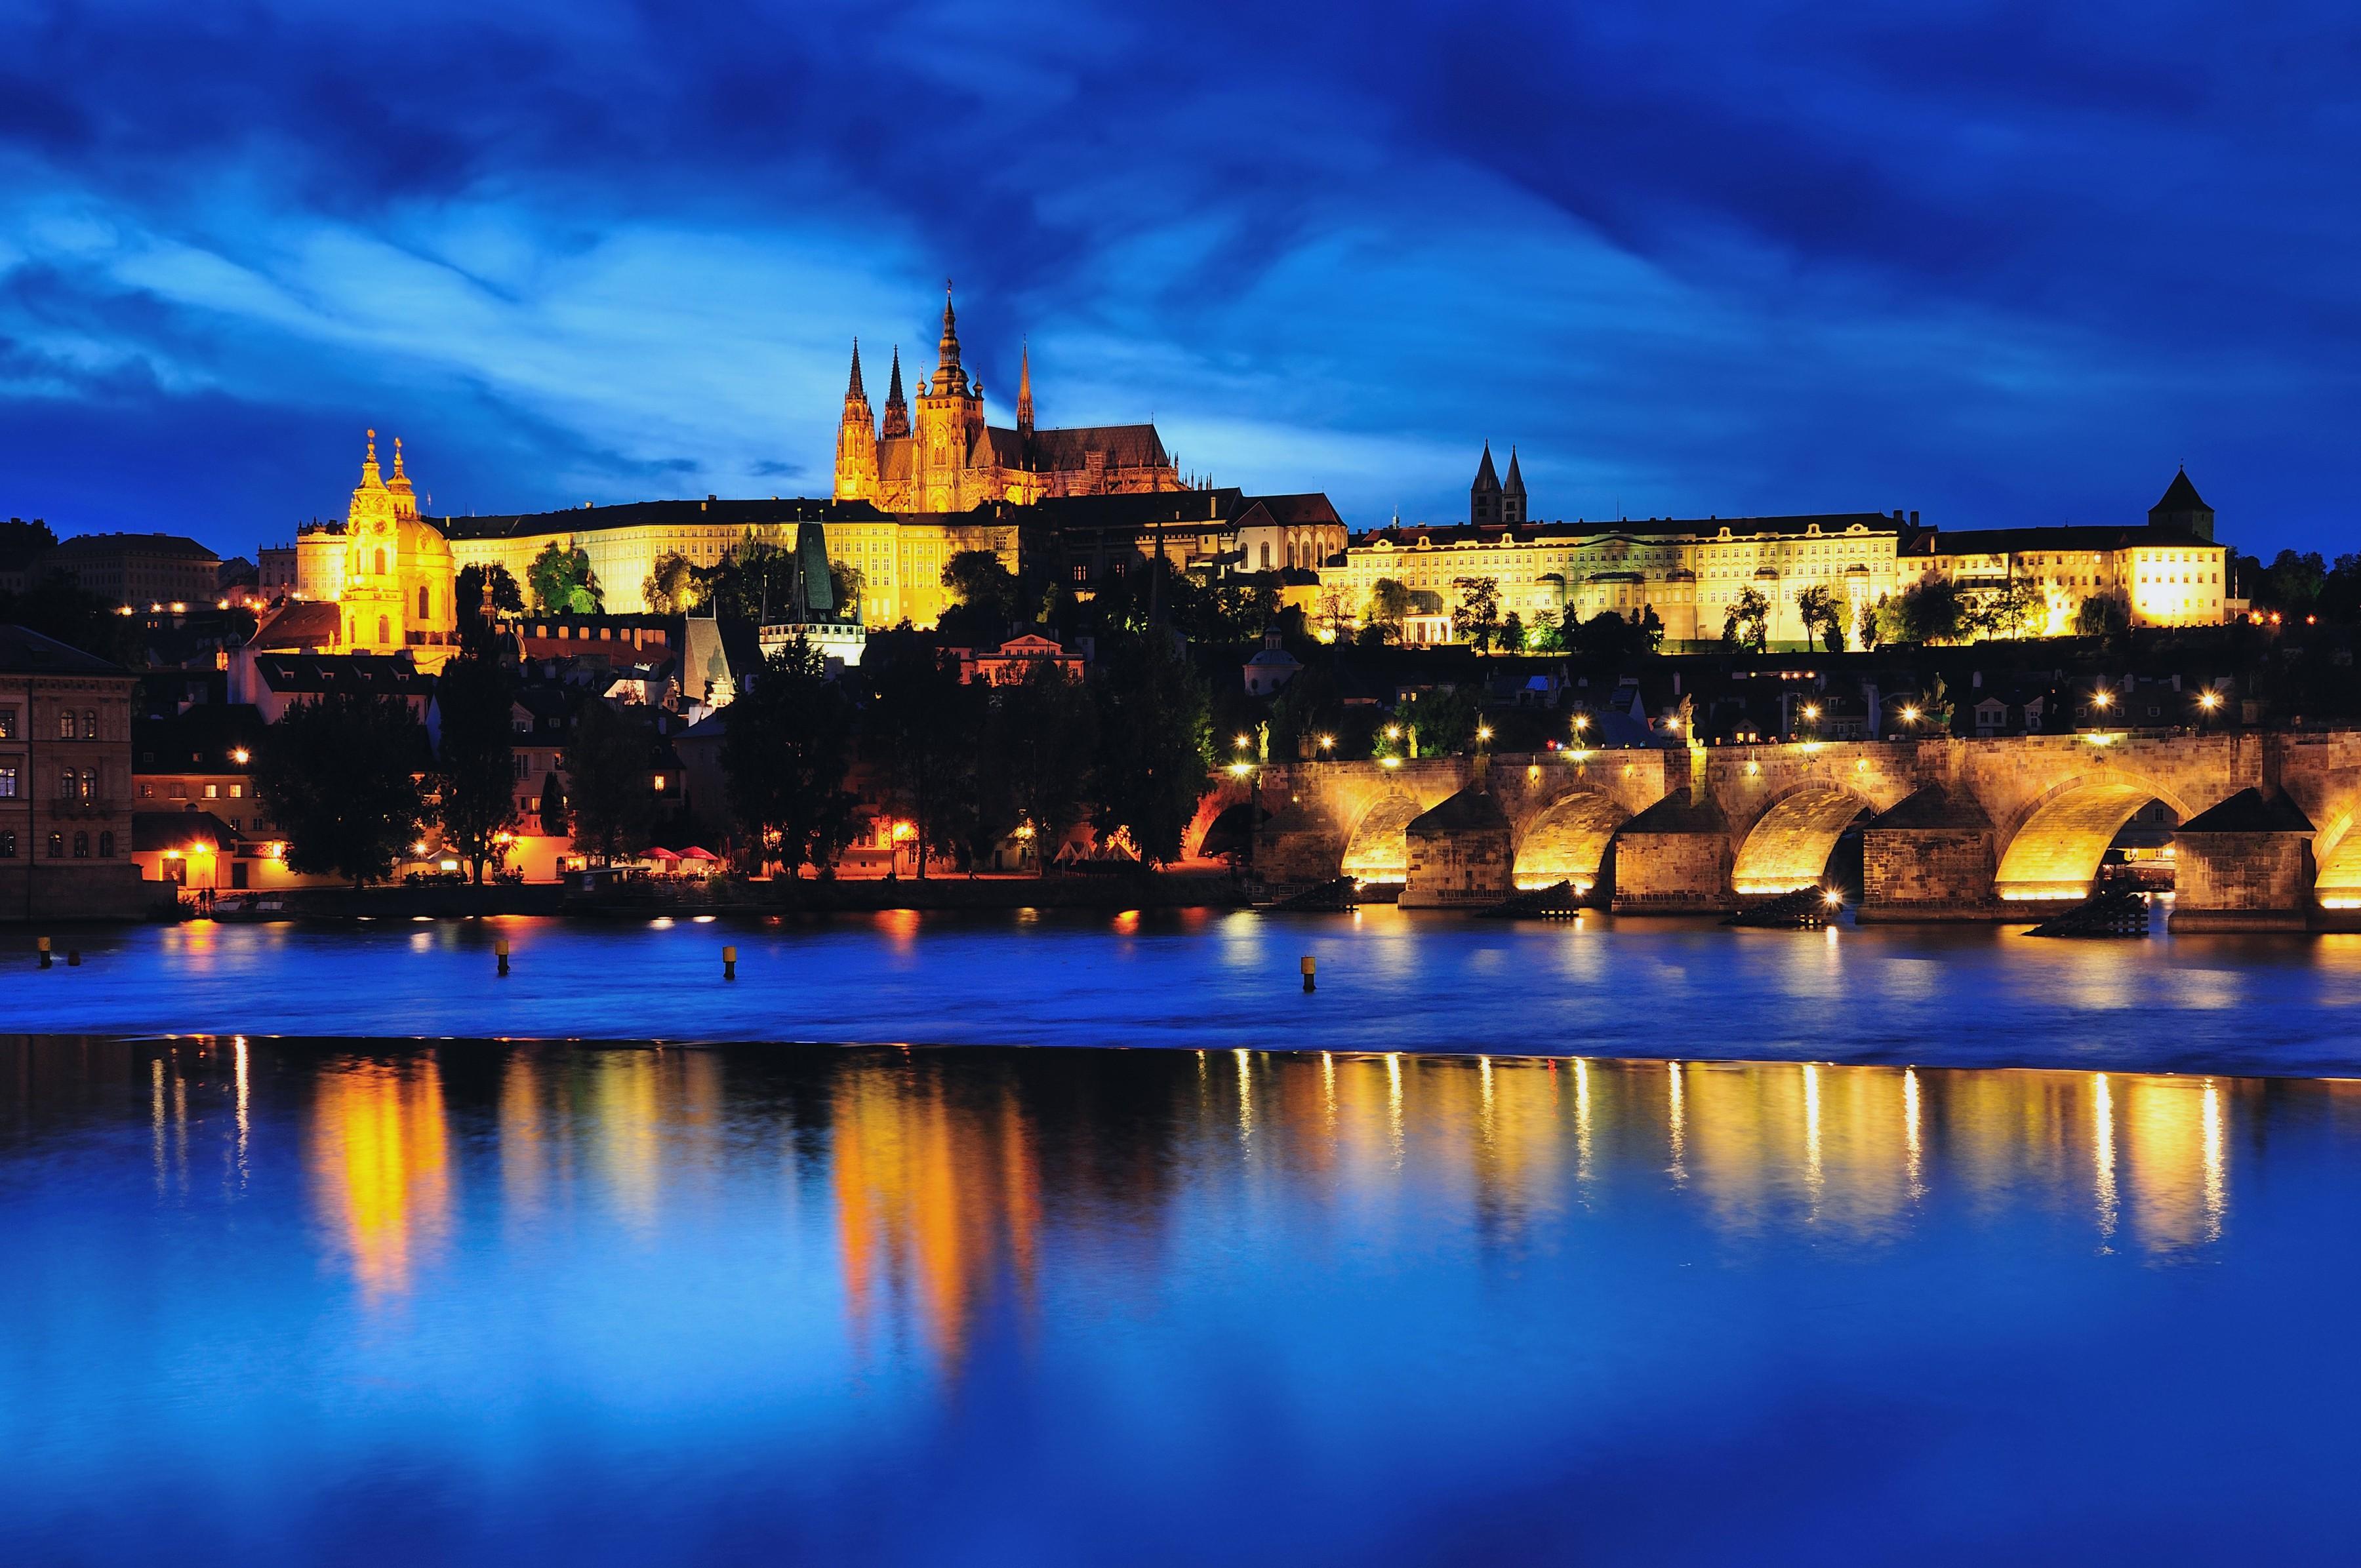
1323 449 2231 647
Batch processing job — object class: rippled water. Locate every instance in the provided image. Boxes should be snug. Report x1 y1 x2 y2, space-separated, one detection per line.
6 1037 2361 1563
7 908 2361 1072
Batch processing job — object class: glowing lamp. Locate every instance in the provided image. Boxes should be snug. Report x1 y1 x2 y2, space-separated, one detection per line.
230 748 250 765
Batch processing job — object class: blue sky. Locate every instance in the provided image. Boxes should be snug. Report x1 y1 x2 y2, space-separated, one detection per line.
2 0 2355 560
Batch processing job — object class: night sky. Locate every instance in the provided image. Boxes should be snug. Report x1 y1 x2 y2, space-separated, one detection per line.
3 1 2354 560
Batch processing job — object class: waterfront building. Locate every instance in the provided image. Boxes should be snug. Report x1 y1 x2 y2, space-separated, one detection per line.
0 624 144 919
952 632 1087 686
1325 454 2234 648
832 290 1184 513
39 531 220 610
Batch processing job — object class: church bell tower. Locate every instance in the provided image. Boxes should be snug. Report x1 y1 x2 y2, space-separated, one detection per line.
832 340 878 502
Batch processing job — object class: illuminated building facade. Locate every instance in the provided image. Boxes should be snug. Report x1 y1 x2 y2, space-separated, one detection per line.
291 432 458 664
832 289 1184 513
0 624 143 919
1327 454 2234 647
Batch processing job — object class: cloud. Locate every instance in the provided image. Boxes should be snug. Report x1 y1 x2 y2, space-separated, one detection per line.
0 0 2354 556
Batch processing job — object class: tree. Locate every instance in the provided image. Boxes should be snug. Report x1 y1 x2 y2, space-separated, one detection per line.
431 648 516 884
1794 584 1846 653
1499 611 1527 652
830 561 867 622
723 636 858 876
1400 685 1481 756
1267 664 1344 759
1093 638 1214 868
862 642 980 877
562 698 657 864
1453 576 1503 651
1722 586 1769 652
1897 578 1967 644
2261 549 2328 614
1364 578 1413 644
2076 594 2124 638
992 657 1098 875
253 694 426 887
697 536 796 622
1525 612 1565 653
641 552 700 615
1975 578 2046 640
454 563 525 654
527 541 602 614
1317 586 1358 643
1637 603 1666 653
536 770 569 839
1568 609 1643 662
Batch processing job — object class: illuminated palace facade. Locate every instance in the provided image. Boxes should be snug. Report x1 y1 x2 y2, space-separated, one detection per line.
286 291 1190 630
832 289 1184 512
1326 454 2232 647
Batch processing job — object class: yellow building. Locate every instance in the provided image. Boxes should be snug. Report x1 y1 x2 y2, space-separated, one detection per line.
1330 511 1912 649
291 432 458 665
832 289 1184 512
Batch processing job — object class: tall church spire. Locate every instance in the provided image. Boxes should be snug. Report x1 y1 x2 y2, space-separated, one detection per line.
933 282 965 395
1501 445 1526 524
1017 340 1034 437
882 344 909 437
845 338 867 403
1470 441 1501 524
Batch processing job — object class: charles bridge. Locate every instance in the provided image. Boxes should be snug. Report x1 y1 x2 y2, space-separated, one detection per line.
1223 730 2361 929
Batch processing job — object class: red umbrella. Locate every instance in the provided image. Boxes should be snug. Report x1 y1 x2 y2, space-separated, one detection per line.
678 846 720 862
645 847 682 863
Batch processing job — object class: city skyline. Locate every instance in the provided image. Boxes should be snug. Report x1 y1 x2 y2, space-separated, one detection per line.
3 3 2356 558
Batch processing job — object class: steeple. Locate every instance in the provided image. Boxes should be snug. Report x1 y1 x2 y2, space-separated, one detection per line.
1470 441 1502 524
932 283 965 397
385 435 418 520
882 345 910 437
359 428 384 491
833 339 879 502
1017 340 1034 437
845 338 867 404
1501 445 1526 524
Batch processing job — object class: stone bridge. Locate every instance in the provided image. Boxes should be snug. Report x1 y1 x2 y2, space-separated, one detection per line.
1245 731 2361 929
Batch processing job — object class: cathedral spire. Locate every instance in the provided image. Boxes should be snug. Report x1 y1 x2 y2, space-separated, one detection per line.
1017 339 1034 437
882 344 910 438
359 428 384 489
845 338 867 403
933 281 965 396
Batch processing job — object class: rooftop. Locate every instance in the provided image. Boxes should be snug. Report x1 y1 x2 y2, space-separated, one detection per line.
0 623 131 677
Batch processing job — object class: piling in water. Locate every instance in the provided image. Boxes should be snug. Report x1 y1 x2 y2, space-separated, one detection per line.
724 945 738 981
495 937 511 977
1301 954 1316 993
37 936 52 970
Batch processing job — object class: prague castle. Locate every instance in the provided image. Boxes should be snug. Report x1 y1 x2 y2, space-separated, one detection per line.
832 289 1182 512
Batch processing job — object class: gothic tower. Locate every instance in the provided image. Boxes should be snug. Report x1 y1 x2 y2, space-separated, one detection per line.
1017 340 1034 440
881 345 910 439
833 340 878 502
1502 445 1527 525
914 287 987 511
1470 442 1503 525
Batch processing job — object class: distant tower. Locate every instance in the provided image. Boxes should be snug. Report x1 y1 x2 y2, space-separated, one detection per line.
2149 467 2215 541
914 284 987 509
1501 445 1527 525
1470 442 1503 525
1017 340 1034 440
832 339 878 502
881 345 910 439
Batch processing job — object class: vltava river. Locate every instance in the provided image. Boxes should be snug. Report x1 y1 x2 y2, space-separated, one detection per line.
8 906 2361 1073
5 1037 2359 1563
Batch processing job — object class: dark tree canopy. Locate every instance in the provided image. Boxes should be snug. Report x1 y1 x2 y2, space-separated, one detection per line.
561 698 656 864
432 647 516 883
253 693 426 886
723 636 857 875
1091 638 1213 868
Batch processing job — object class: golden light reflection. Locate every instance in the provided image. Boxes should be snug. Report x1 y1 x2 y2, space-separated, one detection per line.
1903 1066 1923 1201
833 1060 1039 1369
2094 1072 2118 1242
1667 1060 1687 1184
309 1057 452 1300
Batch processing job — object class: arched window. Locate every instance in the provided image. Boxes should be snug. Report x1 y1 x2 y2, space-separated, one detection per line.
98 830 115 858
418 586 430 619
378 616 391 645
1260 543 1272 570
375 548 388 577
72 832 89 858
83 709 96 738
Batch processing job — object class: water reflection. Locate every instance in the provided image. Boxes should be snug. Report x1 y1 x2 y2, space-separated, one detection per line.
308 1056 452 1299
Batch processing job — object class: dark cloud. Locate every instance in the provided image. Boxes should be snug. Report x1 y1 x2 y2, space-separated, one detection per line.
1 0 2356 553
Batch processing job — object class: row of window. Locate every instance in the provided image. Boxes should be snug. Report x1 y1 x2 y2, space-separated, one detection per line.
0 830 115 858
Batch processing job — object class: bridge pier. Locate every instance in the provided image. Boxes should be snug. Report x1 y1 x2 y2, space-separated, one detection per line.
1610 790 1736 914
1401 790 1513 908
2168 788 2316 932
1856 786 1998 922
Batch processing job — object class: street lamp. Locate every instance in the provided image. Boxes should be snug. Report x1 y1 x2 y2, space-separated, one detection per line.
1316 734 1335 754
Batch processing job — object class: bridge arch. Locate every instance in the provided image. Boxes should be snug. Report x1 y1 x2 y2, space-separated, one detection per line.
1341 794 1426 883
1994 772 2196 902
1512 788 1630 892
2308 811 2361 908
1731 785 1879 896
